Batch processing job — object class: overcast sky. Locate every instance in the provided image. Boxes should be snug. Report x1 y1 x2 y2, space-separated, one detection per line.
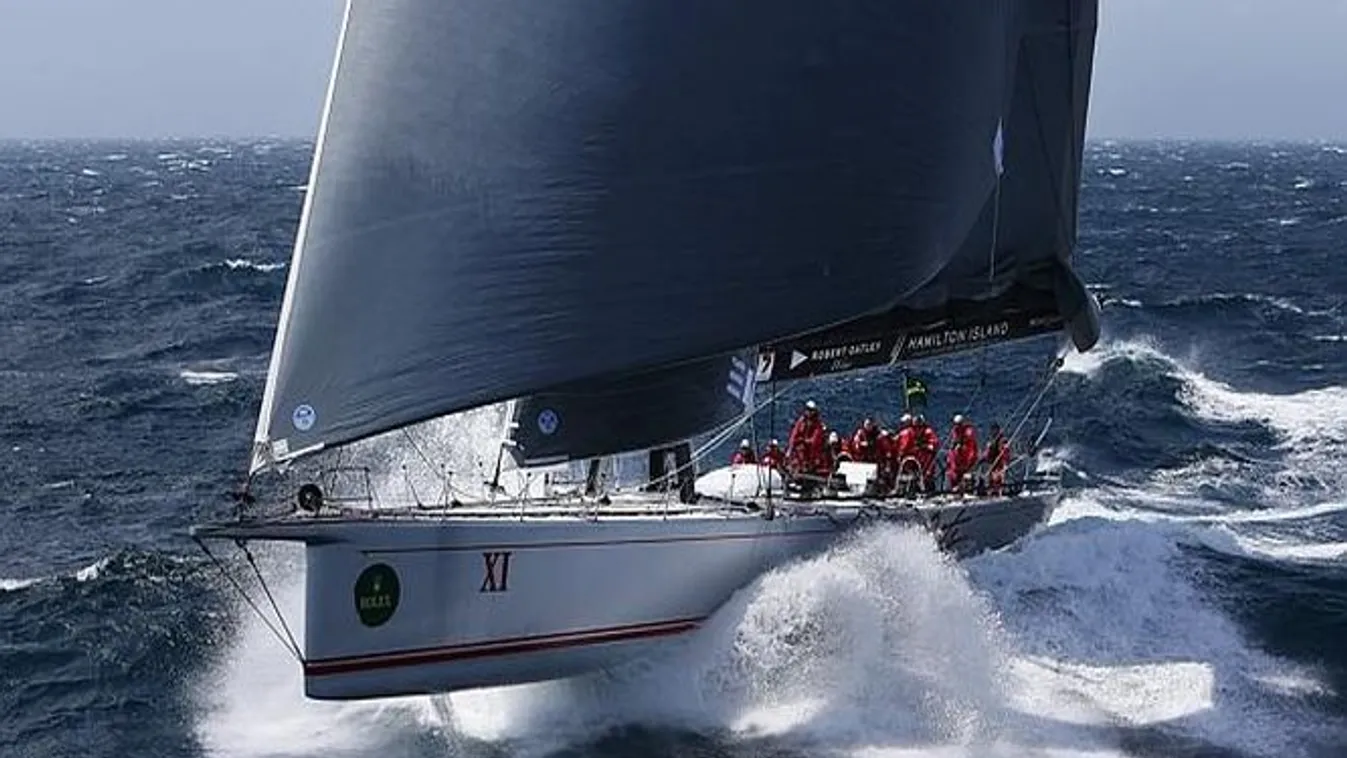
1 0 1344 141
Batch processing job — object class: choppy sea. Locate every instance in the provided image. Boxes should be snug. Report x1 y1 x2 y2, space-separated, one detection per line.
2 139 1346 757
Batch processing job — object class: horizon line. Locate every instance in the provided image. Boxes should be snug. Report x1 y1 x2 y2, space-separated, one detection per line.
1 134 1345 146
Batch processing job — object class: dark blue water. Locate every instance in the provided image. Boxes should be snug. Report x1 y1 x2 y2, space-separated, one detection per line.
2 140 1346 757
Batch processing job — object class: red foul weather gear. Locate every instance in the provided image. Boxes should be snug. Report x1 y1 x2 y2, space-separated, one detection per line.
787 415 826 475
945 423 980 492
984 431 1010 495
761 444 785 470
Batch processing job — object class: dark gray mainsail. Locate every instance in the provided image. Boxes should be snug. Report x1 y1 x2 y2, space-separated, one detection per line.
251 0 1099 473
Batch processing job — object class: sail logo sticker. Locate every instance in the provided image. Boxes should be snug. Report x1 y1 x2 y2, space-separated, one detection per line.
993 119 1005 176
292 404 316 431
537 408 560 435
353 563 400 627
903 321 1011 356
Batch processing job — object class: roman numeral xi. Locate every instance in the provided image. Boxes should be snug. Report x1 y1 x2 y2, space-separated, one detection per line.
480 551 512 593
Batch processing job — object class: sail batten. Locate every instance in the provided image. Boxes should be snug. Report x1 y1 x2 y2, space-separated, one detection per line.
251 0 1099 473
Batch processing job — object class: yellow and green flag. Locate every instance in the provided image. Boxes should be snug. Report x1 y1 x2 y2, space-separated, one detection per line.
903 375 928 409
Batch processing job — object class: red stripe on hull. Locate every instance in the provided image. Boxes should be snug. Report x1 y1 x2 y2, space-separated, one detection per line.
304 617 706 677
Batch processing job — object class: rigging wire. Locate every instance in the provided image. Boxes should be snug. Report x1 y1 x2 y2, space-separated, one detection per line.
398 426 484 504
643 384 791 494
241 541 302 660
960 346 989 417
193 537 303 662
1007 353 1065 449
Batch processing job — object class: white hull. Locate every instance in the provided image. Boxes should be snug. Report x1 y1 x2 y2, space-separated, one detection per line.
196 485 1055 700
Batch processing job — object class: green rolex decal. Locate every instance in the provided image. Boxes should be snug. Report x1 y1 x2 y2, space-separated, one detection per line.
353 563 400 627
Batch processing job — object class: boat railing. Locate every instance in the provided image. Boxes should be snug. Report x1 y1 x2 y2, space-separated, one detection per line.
295 457 755 524
317 465 376 508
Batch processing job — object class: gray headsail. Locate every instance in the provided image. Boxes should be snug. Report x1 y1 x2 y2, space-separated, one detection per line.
507 350 756 467
252 0 1099 473
758 0 1100 383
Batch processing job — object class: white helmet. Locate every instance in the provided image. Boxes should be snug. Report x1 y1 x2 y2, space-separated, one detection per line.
953 414 965 425
739 438 751 448
804 399 818 411
900 413 913 425
828 430 840 443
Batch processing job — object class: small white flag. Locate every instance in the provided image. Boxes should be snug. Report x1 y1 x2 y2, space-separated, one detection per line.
993 120 1005 177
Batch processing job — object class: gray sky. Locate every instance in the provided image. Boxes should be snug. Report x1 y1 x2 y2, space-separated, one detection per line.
1 0 1344 141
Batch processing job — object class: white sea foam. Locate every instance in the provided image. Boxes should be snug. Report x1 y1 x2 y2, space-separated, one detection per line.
0 577 42 592
1061 335 1346 455
0 557 113 593
223 258 286 273
1179 368 1347 450
195 546 431 758
1059 335 1169 380
181 369 239 386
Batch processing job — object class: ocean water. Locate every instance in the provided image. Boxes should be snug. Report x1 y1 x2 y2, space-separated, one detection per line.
1 139 1346 757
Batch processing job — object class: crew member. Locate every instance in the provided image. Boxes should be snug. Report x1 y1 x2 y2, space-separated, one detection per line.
984 423 1010 496
730 439 757 465
824 430 849 473
787 399 826 475
889 414 919 494
945 414 980 493
761 439 785 470
913 414 940 492
850 417 881 464
875 428 897 490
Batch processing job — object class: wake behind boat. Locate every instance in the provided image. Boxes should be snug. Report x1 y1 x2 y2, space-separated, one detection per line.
192 0 1102 701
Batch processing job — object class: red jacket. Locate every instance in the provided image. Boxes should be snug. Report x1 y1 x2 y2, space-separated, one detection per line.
731 449 757 465
787 416 826 472
984 433 1009 472
947 425 979 473
761 445 785 469
788 416 825 453
850 426 881 463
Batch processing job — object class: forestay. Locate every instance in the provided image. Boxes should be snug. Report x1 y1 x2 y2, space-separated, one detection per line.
251 0 1097 473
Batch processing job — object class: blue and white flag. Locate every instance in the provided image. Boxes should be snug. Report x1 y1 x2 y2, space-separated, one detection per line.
727 355 756 410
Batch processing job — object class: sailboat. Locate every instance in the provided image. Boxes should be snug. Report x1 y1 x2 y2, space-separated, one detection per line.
193 0 1101 701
